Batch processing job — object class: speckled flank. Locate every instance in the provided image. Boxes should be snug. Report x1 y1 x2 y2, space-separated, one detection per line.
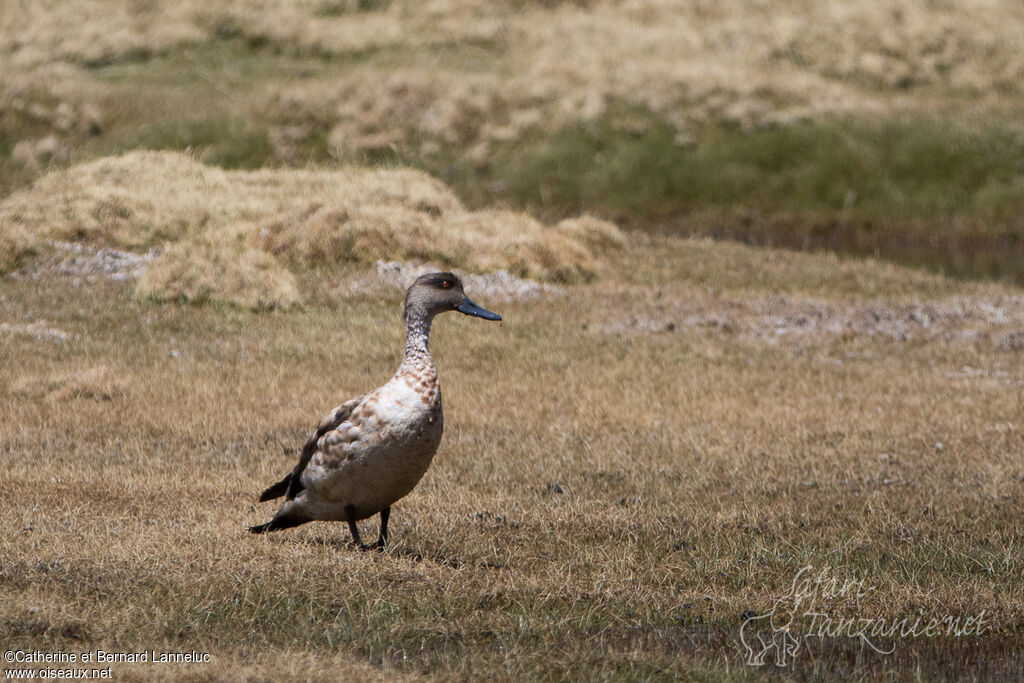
296 325 444 517
253 272 497 539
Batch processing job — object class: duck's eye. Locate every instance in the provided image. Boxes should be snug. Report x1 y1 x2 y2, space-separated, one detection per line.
441 281 451 289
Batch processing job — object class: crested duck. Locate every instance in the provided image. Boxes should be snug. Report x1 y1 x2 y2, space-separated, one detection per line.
250 272 501 548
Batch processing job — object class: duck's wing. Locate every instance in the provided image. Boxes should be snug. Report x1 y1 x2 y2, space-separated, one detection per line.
282 395 365 501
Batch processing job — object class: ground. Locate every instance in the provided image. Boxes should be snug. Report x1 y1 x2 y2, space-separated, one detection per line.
2 2 1023 680
2 231 1022 680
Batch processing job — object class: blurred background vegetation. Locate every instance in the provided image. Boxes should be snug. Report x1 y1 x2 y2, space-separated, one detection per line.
3 0 1023 282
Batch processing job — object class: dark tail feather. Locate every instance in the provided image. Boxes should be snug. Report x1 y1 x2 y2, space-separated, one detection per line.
258 473 291 502
249 508 308 534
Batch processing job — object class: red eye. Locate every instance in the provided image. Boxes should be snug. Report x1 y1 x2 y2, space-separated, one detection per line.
441 281 451 289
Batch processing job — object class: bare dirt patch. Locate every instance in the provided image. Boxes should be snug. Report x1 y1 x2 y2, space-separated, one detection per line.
10 241 158 283
0 320 70 344
602 291 1024 350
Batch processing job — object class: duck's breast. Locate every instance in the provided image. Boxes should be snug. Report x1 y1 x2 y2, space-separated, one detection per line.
302 373 443 519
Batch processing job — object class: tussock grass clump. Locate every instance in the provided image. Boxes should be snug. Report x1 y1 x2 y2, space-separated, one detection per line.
0 223 34 274
0 1 202 68
0 151 623 307
256 205 622 284
136 240 302 310
554 215 627 252
259 0 1024 163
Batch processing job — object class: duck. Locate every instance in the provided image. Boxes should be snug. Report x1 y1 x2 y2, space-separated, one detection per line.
250 271 501 548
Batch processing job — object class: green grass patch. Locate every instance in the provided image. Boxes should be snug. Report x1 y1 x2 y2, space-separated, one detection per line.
111 117 273 169
420 108 1024 283
315 0 394 16
90 38 338 88
450 108 1024 224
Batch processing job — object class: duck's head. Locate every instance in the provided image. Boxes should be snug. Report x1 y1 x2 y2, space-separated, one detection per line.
404 272 502 322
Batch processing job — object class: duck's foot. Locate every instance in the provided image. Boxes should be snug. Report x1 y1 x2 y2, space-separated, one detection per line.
353 543 383 552
344 505 389 552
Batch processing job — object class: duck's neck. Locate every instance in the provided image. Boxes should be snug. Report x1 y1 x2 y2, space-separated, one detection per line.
396 304 436 375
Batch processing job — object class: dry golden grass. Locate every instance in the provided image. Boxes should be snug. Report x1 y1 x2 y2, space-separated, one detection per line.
0 152 623 306
4 0 1024 284
6 0 1024 169
0 222 33 273
8 364 129 403
2 231 1022 679
0 1 202 69
135 240 302 310
257 0 1024 159
2 3 1024 679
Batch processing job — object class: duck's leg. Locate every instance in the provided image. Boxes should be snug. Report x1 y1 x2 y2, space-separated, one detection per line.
344 504 364 549
372 507 390 550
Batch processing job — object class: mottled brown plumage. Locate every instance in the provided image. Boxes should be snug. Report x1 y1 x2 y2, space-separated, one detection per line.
250 272 501 548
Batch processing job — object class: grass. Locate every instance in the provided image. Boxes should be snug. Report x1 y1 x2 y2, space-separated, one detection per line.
116 117 274 169
3 2 1024 283
88 37 353 88
3 4 1024 676
0 153 624 306
6 85 1024 282
2 236 1023 679
434 109 1024 282
472 112 1024 223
